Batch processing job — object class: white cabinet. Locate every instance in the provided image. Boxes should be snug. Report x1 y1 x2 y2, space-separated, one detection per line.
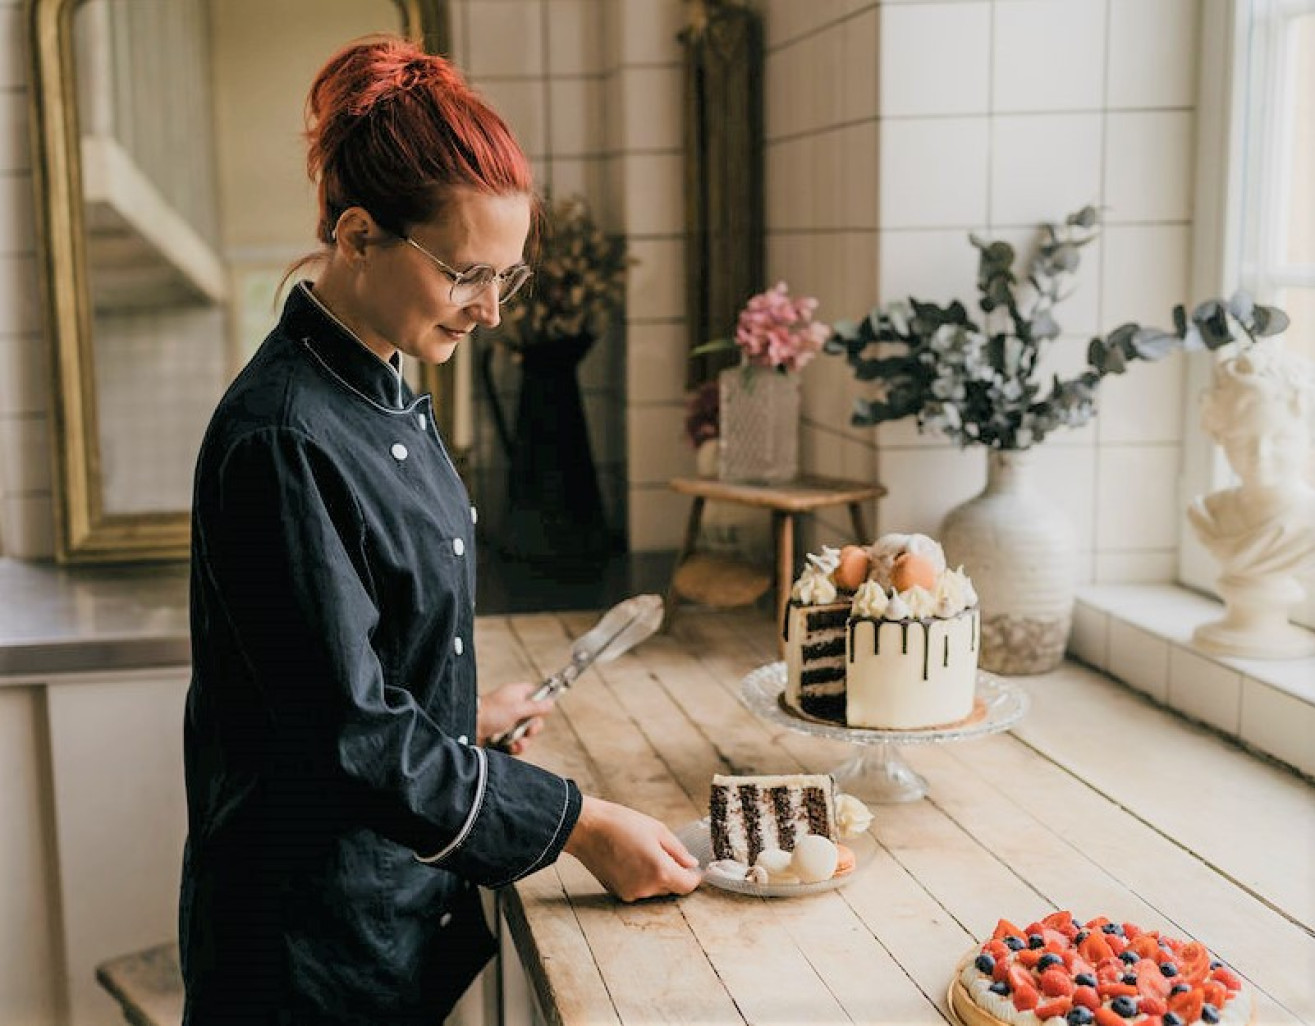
0 667 189 1026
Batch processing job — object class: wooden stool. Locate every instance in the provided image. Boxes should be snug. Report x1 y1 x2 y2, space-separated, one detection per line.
663 475 886 651
97 942 183 1026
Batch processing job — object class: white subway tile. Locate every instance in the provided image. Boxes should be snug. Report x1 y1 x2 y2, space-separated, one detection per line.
990 113 1103 227
1240 679 1315 778
1100 224 1191 328
0 254 39 336
619 67 682 150
1167 645 1242 734
840 9 880 123
1095 445 1180 550
1 492 53 559
628 482 698 551
992 0 1105 113
618 0 683 66
838 123 879 232
625 238 684 320
835 230 878 319
626 322 689 406
0 92 29 173
801 354 862 434
0 335 45 417
880 2 990 117
875 446 988 536
467 1 544 78
626 403 691 484
1094 550 1178 584
1069 601 1110 670
620 152 683 236
548 78 603 157
478 80 546 159
1108 619 1170 702
1096 351 1185 445
0 7 23 90
0 173 33 255
0 416 48 494
1107 0 1200 110
876 226 983 309
546 0 603 76
545 157 605 202
765 49 792 142
881 117 991 230
1104 111 1194 223
1029 444 1096 555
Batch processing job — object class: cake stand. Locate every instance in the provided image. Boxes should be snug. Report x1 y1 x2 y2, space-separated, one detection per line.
740 662 1029 804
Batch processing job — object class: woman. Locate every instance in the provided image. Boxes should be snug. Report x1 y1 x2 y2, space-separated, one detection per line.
181 37 700 1025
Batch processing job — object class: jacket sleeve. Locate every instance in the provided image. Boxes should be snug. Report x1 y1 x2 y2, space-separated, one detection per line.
196 425 580 886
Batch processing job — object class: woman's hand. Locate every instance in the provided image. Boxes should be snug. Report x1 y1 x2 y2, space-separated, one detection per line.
563 796 702 902
476 682 557 755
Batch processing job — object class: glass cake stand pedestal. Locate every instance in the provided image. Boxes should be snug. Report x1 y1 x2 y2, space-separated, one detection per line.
740 662 1029 803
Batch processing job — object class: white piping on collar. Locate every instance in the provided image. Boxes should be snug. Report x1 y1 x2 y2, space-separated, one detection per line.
300 282 404 408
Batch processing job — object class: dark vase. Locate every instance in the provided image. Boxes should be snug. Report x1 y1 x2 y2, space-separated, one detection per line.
501 335 612 567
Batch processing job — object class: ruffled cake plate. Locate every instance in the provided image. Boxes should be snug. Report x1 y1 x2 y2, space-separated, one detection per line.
740 662 1029 804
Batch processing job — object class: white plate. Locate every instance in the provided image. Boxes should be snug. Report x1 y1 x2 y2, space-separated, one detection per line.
674 818 876 898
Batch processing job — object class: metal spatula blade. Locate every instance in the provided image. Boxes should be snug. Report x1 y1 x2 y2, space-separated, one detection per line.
488 594 664 751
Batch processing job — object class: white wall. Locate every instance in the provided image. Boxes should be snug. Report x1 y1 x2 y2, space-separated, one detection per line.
763 0 1200 586
0 0 1201 574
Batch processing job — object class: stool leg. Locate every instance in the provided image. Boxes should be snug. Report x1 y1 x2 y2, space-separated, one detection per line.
848 501 870 544
774 512 795 657
662 497 706 633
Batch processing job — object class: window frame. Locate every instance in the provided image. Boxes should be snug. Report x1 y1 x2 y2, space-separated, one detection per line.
1179 0 1315 627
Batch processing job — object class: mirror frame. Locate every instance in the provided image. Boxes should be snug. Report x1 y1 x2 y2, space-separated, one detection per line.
25 0 452 562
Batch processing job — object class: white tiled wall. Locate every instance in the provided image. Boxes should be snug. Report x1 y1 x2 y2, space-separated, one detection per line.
0 0 1207 566
761 0 1201 583
0 0 47 558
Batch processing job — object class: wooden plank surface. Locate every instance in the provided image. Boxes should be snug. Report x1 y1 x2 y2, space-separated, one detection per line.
480 608 1315 1026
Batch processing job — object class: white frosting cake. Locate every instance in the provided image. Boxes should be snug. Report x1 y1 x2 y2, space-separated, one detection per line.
785 533 980 730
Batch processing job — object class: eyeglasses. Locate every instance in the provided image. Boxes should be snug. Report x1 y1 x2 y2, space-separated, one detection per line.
402 236 532 306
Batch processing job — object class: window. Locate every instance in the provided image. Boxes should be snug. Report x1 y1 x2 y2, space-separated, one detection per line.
1181 0 1315 628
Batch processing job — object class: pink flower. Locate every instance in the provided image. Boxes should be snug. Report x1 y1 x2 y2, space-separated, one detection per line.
733 282 831 373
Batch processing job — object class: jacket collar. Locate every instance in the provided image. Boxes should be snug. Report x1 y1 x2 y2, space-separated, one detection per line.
281 282 406 410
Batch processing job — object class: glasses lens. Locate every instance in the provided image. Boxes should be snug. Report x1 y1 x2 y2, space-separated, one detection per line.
499 266 532 303
449 266 496 306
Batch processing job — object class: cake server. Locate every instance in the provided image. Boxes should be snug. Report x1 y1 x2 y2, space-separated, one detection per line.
487 593 665 752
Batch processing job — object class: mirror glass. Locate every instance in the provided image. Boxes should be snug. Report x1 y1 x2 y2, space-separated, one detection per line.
34 0 434 559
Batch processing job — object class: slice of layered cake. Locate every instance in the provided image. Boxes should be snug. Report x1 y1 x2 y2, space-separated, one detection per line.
709 773 838 866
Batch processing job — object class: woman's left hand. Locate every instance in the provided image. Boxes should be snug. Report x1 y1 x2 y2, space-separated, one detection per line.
476 682 557 755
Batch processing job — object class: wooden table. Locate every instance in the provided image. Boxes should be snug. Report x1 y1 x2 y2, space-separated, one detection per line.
664 476 886 640
488 608 1315 1026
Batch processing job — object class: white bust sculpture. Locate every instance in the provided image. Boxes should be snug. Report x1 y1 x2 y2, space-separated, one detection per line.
1187 339 1315 658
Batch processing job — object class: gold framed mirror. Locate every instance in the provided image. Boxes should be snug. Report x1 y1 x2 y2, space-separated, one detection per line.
26 0 452 562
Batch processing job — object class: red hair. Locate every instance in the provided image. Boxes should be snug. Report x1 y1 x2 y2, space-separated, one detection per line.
304 36 534 243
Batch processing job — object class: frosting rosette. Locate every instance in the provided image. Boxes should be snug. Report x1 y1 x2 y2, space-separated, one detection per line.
835 794 873 838
850 580 890 619
792 565 838 605
933 566 977 617
899 584 939 619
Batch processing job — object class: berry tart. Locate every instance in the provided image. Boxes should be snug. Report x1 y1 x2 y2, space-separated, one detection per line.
950 912 1252 1026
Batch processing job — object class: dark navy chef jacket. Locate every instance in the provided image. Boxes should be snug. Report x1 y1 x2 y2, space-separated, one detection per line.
181 283 582 1025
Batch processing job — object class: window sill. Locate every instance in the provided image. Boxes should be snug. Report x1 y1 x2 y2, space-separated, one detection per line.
1070 584 1315 780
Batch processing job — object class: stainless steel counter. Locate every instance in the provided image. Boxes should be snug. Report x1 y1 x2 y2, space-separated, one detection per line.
0 558 190 679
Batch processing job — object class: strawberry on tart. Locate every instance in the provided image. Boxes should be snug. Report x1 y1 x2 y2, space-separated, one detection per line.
951 911 1252 1026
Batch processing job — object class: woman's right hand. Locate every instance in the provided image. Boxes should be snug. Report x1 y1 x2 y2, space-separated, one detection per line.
563 796 702 902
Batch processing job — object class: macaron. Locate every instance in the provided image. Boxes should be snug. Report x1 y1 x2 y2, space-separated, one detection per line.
834 545 870 591
891 552 937 592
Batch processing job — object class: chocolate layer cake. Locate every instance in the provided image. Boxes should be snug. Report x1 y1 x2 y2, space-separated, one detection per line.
709 773 838 865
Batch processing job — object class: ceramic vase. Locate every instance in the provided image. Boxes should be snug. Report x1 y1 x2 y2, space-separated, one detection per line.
717 365 799 483
940 449 1076 675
